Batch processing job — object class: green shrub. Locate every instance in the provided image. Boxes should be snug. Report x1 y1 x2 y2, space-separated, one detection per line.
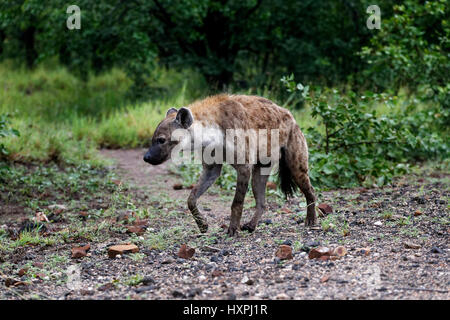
300 86 448 189
0 113 19 169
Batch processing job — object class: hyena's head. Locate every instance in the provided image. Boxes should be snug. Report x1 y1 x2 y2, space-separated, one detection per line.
143 107 193 165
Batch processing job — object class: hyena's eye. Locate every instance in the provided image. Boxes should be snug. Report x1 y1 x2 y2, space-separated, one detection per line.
156 137 166 144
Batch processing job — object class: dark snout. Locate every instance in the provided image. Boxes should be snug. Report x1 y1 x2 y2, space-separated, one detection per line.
143 147 166 165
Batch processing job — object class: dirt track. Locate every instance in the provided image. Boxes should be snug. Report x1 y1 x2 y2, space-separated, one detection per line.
1 149 448 300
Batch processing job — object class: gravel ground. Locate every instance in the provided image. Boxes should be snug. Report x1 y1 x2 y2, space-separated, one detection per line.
0 149 448 300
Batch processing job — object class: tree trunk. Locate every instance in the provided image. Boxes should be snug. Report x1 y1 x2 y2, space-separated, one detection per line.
0 29 5 56
21 26 37 69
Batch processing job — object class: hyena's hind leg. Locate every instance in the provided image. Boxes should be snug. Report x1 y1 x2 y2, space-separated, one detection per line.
292 168 317 226
241 164 270 233
227 165 251 237
188 164 222 233
286 128 318 226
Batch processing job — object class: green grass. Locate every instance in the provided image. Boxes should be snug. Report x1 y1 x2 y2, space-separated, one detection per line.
0 60 444 192
0 61 206 164
0 60 329 166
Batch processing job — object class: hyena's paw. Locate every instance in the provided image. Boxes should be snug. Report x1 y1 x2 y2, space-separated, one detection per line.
241 222 256 233
226 225 239 237
197 222 209 233
304 216 318 227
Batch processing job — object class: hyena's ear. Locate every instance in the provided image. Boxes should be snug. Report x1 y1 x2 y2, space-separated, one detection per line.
166 108 178 117
175 107 193 129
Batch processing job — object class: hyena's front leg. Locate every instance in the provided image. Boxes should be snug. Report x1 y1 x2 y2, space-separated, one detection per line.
188 164 222 233
241 165 270 233
227 165 251 237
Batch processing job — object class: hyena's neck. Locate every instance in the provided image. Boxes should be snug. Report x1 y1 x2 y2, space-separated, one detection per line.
187 109 223 149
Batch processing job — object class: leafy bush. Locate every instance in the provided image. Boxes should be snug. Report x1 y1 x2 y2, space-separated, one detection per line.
0 113 19 157
360 0 449 119
294 85 448 189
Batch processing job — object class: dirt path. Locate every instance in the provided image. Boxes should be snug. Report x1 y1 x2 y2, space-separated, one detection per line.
1 149 448 300
97 149 449 299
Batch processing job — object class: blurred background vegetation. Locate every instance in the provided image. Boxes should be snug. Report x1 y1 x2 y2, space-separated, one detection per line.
0 0 448 190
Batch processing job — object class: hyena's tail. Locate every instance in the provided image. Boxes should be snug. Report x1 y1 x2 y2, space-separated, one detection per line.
279 125 318 225
277 146 298 199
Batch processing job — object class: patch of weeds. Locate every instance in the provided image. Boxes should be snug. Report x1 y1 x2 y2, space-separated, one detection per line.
274 239 285 245
129 252 145 262
200 234 219 246
431 216 449 225
123 274 144 286
380 210 393 220
321 215 338 232
293 240 303 251
138 225 188 250
400 227 420 237
396 216 412 226
12 230 58 248
340 220 350 236
45 253 70 269
0 163 117 209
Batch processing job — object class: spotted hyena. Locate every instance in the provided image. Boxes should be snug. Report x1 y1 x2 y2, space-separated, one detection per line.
144 94 317 236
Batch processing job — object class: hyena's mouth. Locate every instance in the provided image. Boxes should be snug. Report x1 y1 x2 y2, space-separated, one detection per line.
143 152 166 165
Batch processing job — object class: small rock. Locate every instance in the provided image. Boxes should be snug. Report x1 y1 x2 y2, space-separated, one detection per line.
135 285 156 293
5 278 27 287
98 283 115 291
18 268 28 276
374 220 383 227
71 243 90 259
281 207 293 214
274 293 290 300
48 204 67 214
430 246 443 254
308 247 331 259
331 246 347 257
282 239 293 246
355 248 371 256
266 182 277 190
404 242 421 249
211 269 224 277
108 244 139 258
187 288 202 298
275 245 293 260
173 184 183 190
241 276 254 285
320 274 330 283
172 290 185 298
35 212 49 223
219 249 231 256
177 244 195 259
161 257 175 264
318 203 333 216
306 240 321 247
227 292 237 300
142 277 155 285
126 225 145 235
79 211 88 220
414 210 422 216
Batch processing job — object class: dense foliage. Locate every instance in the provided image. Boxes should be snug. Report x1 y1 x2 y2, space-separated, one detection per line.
0 1 448 190
1 0 399 91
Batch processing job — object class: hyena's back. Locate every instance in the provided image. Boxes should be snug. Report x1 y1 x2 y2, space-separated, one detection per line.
189 94 302 150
